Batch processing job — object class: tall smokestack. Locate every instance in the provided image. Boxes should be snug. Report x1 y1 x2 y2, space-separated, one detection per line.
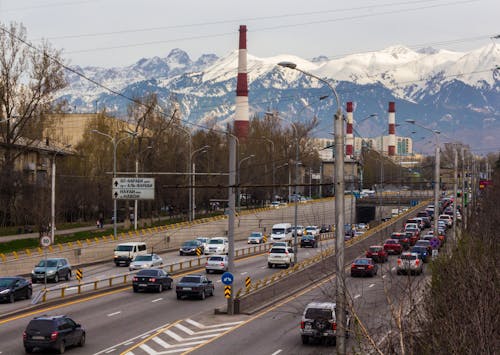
234 25 249 140
346 102 354 156
388 102 396 156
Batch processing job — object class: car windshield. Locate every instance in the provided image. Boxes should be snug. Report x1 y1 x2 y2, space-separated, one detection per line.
181 276 201 283
183 241 198 247
115 245 133 252
305 308 333 319
385 239 398 244
36 260 58 267
196 238 208 243
302 235 314 239
354 259 370 265
209 256 224 262
411 247 426 253
416 241 429 246
137 270 159 276
369 247 382 252
272 228 285 235
270 248 286 253
209 239 224 244
0 278 15 287
250 233 261 238
134 255 153 261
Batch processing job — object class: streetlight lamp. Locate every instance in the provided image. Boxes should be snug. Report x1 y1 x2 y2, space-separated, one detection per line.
262 136 276 201
134 145 153 230
51 144 72 244
190 145 209 221
91 129 137 238
237 154 255 210
405 119 441 236
278 61 346 353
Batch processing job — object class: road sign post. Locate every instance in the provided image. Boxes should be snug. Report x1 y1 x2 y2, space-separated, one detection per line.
40 235 51 290
221 272 234 313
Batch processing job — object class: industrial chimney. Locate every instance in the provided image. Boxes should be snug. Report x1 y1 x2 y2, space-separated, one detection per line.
388 102 396 156
346 102 354 156
234 25 249 140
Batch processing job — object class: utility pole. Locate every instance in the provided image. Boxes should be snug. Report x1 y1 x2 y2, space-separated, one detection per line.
461 147 466 230
452 148 458 241
227 132 237 315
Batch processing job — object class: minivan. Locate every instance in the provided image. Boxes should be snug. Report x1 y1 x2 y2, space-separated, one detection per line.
270 223 293 242
114 242 147 266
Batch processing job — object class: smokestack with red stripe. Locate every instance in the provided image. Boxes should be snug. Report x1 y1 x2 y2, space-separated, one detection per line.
234 25 249 140
346 102 354 156
388 102 396 156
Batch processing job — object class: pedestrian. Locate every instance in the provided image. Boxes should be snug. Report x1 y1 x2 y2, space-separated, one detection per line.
99 218 104 228
96 220 100 228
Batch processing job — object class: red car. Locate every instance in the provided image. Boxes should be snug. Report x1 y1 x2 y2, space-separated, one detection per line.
365 245 388 263
391 232 410 250
351 258 378 277
405 231 419 246
383 239 403 255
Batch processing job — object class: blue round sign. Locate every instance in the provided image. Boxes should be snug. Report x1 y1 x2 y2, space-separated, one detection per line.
430 237 440 249
221 272 234 285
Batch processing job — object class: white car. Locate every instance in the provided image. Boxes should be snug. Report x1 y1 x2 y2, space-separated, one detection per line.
304 226 319 236
267 246 294 268
438 214 453 227
247 232 265 244
129 254 163 271
195 237 210 251
205 237 229 255
205 255 228 273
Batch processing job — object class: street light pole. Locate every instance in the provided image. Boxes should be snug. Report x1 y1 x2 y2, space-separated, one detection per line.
278 61 346 354
51 145 71 244
175 125 193 221
237 154 255 210
262 137 275 201
134 146 152 230
190 145 209 221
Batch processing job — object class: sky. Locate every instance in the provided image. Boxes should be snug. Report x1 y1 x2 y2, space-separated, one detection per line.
0 0 498 68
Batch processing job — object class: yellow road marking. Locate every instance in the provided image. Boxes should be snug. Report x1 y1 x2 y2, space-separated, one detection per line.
120 319 182 355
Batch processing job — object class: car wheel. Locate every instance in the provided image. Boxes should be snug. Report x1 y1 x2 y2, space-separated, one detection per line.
133 286 138 293
176 293 182 300
58 341 66 354
179 252 183 256
78 333 86 347
301 335 309 344
54 274 59 283
157 284 163 293
211 287 215 297
26 288 32 300
9 292 15 303
200 291 205 300
25 346 34 354
268 263 273 268
286 263 290 268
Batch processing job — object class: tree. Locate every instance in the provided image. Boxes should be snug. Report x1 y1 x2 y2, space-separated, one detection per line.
0 22 66 226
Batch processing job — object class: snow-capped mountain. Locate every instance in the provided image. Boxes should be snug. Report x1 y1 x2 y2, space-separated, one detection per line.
57 45 500 151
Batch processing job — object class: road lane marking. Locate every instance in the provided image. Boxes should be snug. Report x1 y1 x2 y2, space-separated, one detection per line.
271 350 283 355
175 323 194 335
164 330 215 342
382 275 387 279
105 349 116 353
139 344 157 354
369 283 375 288
354 294 361 299
240 272 248 275
392 267 396 271
107 311 121 317
120 320 182 355
152 336 171 348
152 298 163 303
123 342 134 346
185 319 244 329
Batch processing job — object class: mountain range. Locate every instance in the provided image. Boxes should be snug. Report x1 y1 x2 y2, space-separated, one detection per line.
57 44 500 153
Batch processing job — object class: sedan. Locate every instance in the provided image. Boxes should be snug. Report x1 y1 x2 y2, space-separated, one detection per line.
176 274 214 300
247 232 265 244
351 258 378 277
300 235 318 248
383 239 403 255
205 255 228 273
129 254 163 271
179 240 204 256
365 246 388 262
0 277 32 303
132 269 173 293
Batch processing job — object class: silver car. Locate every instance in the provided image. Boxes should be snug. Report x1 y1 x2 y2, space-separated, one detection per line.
396 252 423 275
205 255 228 273
247 232 264 244
129 254 163 271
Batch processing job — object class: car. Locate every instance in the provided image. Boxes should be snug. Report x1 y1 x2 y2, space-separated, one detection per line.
405 231 419 246
0 277 32 303
129 253 164 271
176 274 214 300
195 237 210 251
396 252 423 275
31 258 71 283
132 268 173 293
114 242 147 266
205 237 229 255
383 239 403 255
23 315 85 354
179 240 204 256
247 232 265 244
304 226 320 236
365 245 388 263
291 225 305 237
410 246 430 263
438 214 453 227
267 246 294 268
415 240 433 254
391 232 410 250
350 258 378 277
319 224 331 233
270 201 280 208
300 234 318 248
205 255 229 273
300 302 351 345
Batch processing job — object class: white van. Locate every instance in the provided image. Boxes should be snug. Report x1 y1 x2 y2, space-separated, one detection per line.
114 242 147 266
271 223 293 242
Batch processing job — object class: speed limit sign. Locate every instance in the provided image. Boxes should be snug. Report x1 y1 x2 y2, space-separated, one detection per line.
40 236 51 247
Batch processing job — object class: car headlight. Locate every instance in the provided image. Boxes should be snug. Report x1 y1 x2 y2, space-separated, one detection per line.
31 270 35 275
47 270 56 275
0 289 10 294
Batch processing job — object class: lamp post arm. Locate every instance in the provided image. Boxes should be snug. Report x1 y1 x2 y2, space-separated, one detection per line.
293 67 341 114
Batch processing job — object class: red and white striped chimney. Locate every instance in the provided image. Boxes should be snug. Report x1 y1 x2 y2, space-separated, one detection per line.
234 25 249 140
388 102 396 156
346 102 354 156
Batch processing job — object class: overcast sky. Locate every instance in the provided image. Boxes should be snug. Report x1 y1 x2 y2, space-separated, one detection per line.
0 0 498 67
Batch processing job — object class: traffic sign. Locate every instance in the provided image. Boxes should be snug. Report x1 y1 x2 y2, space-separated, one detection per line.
112 178 155 200
221 272 234 285
430 237 440 249
224 285 231 299
75 269 83 281
40 236 51 247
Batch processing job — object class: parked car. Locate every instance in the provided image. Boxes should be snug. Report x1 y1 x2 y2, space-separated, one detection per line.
300 234 318 248
383 239 403 255
23 315 85 354
0 277 32 303
267 246 294 268
179 240 204 256
247 232 265 244
129 253 163 271
396 252 423 275
410 246 430 263
350 258 378 277
365 246 388 263
176 274 214 300
300 302 351 345
205 237 229 255
205 255 229 273
132 268 173 293
31 258 71 283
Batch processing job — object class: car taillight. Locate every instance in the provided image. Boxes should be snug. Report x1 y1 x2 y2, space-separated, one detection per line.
415 259 420 265
133 277 138 282
23 331 27 340
300 321 305 329
332 322 337 330
148 278 156 282
351 263 355 268
220 263 225 266
285 252 289 256
50 331 58 340
397 259 402 265
367 264 373 269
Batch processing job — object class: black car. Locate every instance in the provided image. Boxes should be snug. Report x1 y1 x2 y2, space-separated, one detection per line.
176 274 214 300
23 315 85 354
300 235 318 248
350 258 378 277
179 240 204 256
0 277 32 303
132 269 173 293
320 224 331 233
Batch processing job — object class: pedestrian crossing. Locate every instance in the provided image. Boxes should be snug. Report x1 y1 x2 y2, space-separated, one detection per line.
121 318 245 355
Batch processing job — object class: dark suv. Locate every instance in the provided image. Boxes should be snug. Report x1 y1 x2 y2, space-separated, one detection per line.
31 258 71 283
23 315 85 354
300 302 351 345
